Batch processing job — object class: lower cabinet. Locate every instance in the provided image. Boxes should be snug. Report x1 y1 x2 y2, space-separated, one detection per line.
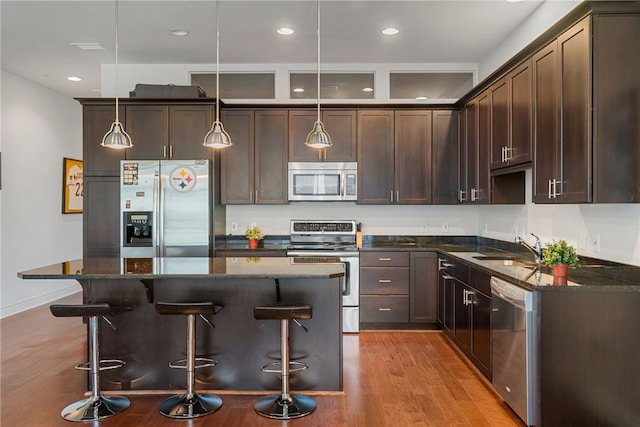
360 251 437 327
437 254 491 379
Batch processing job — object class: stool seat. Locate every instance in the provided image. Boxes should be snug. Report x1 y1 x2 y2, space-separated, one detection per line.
254 305 312 320
155 301 222 419
156 302 221 316
49 303 130 422
254 304 315 420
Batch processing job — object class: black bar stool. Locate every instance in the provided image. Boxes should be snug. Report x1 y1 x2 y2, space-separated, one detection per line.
155 302 222 419
49 303 130 422
253 304 315 420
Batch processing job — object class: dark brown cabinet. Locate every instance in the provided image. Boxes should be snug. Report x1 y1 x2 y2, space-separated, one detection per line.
83 176 120 258
360 251 410 324
124 104 214 161
82 104 125 176
432 110 461 204
357 110 395 204
533 17 591 204
410 252 437 323
592 13 640 203
288 109 357 162
460 94 490 204
437 255 491 379
357 110 432 204
489 60 533 170
220 109 288 204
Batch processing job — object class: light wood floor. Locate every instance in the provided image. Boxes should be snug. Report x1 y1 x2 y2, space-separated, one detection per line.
1 293 523 426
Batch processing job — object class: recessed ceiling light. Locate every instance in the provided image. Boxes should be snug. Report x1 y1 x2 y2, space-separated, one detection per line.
362 87 374 92
67 76 82 82
70 42 105 51
416 96 428 100
277 27 294 35
382 27 400 36
293 87 305 93
171 29 189 36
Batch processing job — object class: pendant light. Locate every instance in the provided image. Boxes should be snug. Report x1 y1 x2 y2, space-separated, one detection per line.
305 0 332 149
101 0 132 149
203 0 233 149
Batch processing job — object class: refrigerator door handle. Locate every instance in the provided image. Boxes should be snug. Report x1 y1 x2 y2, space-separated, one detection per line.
158 176 166 257
152 176 160 257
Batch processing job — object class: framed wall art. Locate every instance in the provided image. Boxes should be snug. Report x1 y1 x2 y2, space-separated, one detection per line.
62 157 83 214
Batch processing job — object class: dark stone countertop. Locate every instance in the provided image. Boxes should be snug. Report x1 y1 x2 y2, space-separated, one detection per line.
17 257 344 280
212 234 640 291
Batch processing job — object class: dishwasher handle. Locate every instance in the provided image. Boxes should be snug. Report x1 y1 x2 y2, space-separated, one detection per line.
490 276 534 311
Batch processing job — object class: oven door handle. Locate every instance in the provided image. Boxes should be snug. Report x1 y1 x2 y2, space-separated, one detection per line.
287 250 359 257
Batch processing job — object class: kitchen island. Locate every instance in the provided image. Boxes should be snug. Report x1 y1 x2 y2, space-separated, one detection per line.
18 257 345 392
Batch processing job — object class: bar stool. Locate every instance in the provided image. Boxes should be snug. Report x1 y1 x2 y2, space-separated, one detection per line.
155 302 222 419
49 303 130 422
253 304 315 420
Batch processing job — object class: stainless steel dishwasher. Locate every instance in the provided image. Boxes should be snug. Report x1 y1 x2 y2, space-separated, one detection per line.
490 276 539 426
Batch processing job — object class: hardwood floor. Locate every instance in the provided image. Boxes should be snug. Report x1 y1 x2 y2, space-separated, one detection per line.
1 293 523 426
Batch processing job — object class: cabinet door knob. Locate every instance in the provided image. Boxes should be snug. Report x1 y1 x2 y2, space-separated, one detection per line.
378 308 392 312
378 279 392 283
378 257 392 261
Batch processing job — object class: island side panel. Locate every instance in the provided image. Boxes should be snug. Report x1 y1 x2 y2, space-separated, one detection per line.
81 276 342 391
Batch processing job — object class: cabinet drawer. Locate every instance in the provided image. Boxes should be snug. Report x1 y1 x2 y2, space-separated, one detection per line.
360 296 409 323
360 267 409 294
360 251 410 267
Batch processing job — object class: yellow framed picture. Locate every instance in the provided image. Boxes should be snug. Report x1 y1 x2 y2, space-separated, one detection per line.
62 158 83 214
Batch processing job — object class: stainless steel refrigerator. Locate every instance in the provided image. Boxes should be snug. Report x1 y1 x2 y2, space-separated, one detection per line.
120 159 213 257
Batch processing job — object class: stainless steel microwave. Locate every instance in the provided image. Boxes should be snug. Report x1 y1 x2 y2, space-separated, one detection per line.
288 162 357 201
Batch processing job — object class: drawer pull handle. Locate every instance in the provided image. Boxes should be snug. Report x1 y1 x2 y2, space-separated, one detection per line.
378 279 392 283
378 258 392 261
378 308 392 312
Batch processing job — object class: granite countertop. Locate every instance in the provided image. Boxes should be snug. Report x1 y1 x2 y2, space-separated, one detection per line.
17 257 345 280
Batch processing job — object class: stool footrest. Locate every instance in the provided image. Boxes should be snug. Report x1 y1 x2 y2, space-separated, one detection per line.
169 357 217 370
261 360 308 374
75 359 126 371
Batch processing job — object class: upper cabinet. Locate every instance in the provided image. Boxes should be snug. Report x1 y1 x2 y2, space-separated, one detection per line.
357 110 432 204
124 104 214 161
592 13 640 203
460 94 490 204
221 109 288 204
288 109 357 162
80 99 216 176
532 17 591 204
82 104 126 176
489 60 533 170
432 110 461 204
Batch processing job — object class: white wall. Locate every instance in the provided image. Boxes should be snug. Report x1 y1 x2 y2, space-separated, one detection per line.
0 70 83 318
478 0 581 81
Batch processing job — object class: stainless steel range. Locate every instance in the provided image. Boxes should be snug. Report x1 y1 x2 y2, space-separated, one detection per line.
287 220 359 333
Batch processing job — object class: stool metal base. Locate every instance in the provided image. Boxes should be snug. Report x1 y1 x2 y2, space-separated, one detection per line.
254 394 316 420
159 393 222 419
61 395 130 422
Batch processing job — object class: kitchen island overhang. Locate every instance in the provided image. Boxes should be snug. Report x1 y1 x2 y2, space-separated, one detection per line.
18 257 345 392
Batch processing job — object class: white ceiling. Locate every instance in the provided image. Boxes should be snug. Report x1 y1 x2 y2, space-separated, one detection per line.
1 0 547 99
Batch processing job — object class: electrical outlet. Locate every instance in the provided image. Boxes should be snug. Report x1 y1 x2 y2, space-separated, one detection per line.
231 222 238 232
251 222 257 228
484 224 489 233
420 225 428 233
593 234 600 252
441 222 449 233
579 233 587 250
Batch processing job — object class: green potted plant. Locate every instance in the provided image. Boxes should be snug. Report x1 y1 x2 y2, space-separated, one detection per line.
245 226 264 249
541 239 580 279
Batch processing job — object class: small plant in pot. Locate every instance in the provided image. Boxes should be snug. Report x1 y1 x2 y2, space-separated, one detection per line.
541 240 580 279
245 226 264 249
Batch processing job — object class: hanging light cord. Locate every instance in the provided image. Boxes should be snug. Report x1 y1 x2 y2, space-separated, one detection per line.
215 0 221 123
316 0 321 123
114 0 120 124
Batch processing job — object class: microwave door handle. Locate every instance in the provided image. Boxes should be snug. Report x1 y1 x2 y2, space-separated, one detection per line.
341 173 345 197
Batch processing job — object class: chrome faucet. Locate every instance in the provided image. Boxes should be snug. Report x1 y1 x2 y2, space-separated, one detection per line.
515 233 542 264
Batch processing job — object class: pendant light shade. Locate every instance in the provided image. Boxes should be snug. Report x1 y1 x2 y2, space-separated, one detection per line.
203 0 232 149
305 0 332 149
101 0 132 149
